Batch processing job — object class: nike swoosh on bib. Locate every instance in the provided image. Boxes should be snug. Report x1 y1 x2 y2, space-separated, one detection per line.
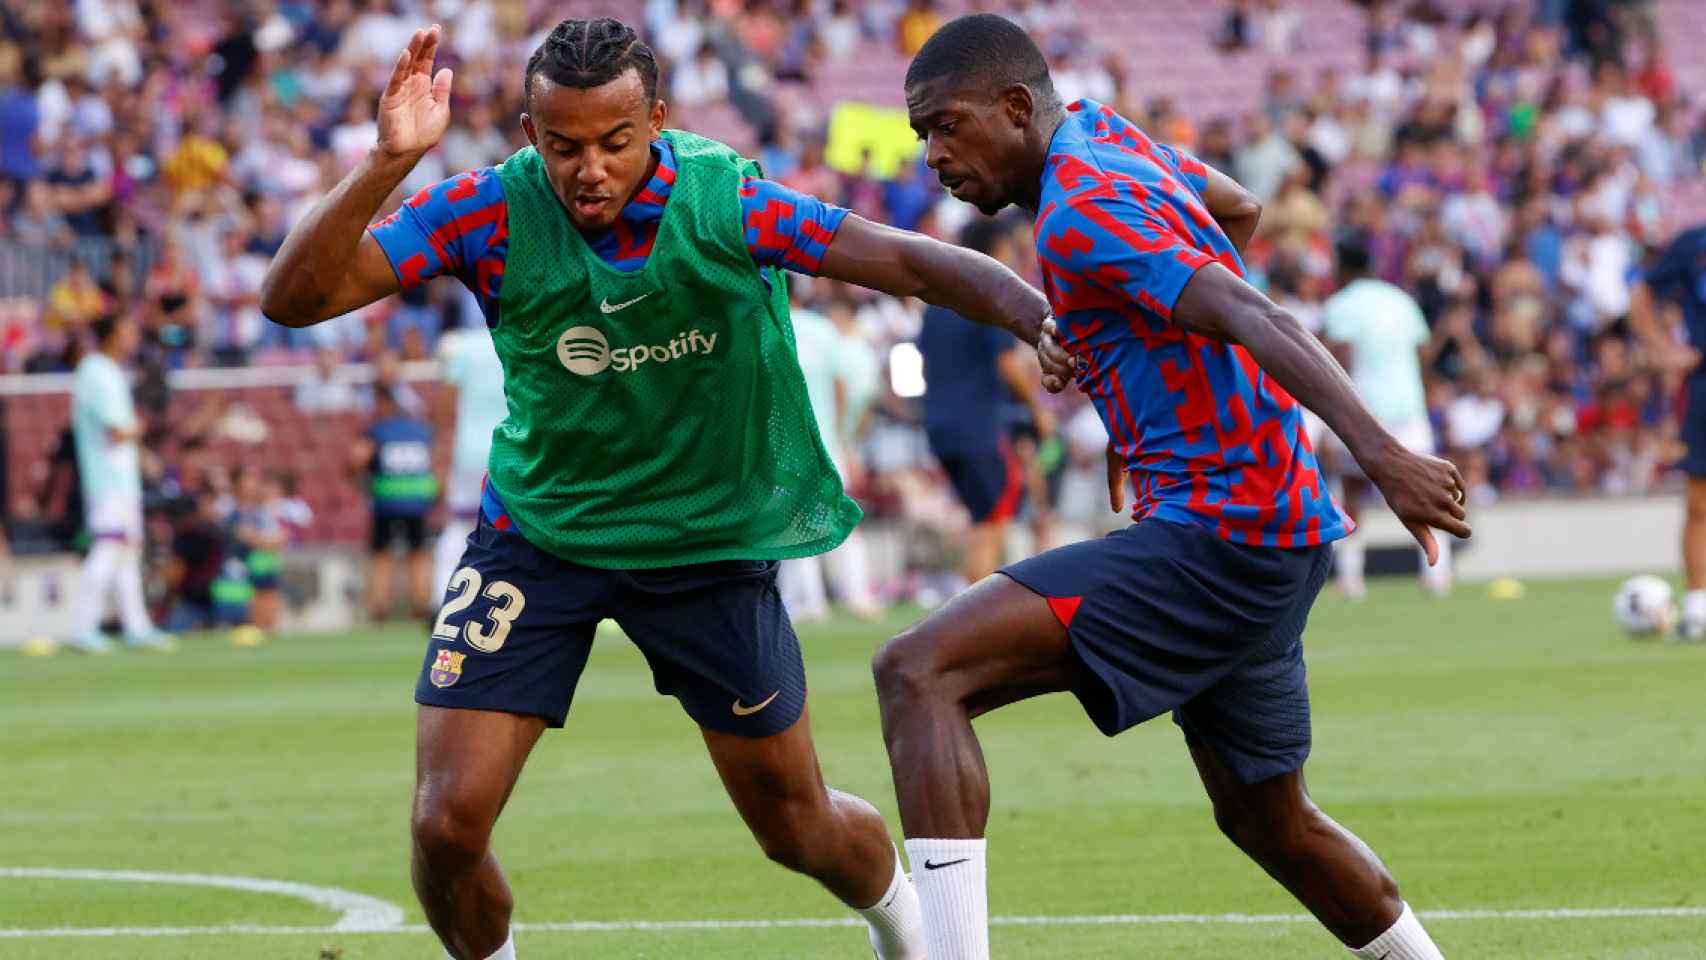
731 690 781 716
600 293 650 314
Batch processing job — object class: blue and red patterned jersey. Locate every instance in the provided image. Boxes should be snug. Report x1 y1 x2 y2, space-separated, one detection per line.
369 137 850 327
1035 100 1350 547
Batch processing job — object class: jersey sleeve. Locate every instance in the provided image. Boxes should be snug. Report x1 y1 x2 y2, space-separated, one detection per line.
1153 142 1210 196
738 177 851 276
1037 191 1216 321
368 167 507 294
1645 231 1698 298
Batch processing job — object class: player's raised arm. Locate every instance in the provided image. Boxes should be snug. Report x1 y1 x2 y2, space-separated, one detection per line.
816 214 1076 391
260 26 453 327
1196 163 1262 257
1171 261 1472 561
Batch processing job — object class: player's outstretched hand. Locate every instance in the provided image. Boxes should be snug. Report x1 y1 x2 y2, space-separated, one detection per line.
1366 445 1473 566
1038 318 1079 393
377 25 453 161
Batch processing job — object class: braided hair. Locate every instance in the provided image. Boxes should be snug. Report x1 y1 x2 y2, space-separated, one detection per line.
525 18 659 104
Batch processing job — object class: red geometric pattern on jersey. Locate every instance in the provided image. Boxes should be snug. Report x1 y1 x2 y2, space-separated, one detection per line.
1046 594 1083 628
1033 100 1350 547
368 139 849 328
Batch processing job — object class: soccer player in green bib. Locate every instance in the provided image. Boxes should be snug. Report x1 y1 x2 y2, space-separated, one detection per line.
262 19 1069 960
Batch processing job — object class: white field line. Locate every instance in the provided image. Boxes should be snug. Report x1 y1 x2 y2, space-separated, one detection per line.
0 862 1703 945
0 868 404 932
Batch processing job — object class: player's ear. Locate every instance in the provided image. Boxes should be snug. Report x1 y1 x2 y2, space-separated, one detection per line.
649 98 667 138
1002 84 1035 130
520 113 538 147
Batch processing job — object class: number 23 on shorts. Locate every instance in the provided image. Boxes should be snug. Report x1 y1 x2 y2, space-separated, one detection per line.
432 567 527 652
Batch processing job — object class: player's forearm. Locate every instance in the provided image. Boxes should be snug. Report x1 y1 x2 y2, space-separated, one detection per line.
900 236 1052 345
1215 209 1260 257
261 149 417 327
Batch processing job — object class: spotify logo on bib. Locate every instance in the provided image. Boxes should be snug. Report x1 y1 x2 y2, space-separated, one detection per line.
557 324 721 376
557 326 612 375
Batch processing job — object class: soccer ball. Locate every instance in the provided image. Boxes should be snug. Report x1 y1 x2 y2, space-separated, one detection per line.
1611 576 1676 637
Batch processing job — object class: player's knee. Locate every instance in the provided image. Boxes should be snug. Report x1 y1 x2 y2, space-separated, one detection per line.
410 795 494 867
1216 800 1331 867
871 627 944 708
752 800 834 876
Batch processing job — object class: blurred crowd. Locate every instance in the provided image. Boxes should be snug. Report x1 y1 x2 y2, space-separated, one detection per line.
0 0 1702 570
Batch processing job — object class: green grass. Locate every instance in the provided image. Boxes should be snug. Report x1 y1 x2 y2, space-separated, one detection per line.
3 576 1704 958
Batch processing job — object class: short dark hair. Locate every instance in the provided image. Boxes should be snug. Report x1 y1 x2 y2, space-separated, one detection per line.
90 312 122 346
1336 231 1374 276
904 14 1057 109
525 17 659 105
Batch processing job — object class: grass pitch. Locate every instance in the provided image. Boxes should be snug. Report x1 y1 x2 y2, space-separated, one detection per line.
3 575 1704 958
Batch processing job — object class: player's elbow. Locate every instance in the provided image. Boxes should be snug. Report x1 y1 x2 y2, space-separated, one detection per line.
260 270 325 329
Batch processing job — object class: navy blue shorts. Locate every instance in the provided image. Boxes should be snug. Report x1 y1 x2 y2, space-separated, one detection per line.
1001 519 1333 784
1683 380 1706 478
415 517 807 738
938 440 1022 524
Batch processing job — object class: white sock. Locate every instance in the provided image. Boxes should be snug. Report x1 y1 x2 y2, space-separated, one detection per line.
75 540 123 636
905 837 988 960
1337 531 1366 591
1684 589 1706 627
1350 903 1443 959
117 554 156 638
859 847 926 959
447 930 515 960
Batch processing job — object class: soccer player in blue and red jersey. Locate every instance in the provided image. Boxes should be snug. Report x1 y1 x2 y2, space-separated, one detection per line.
876 16 1472 960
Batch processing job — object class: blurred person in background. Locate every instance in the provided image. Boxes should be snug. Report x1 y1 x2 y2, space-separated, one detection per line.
231 464 285 635
351 381 436 623
916 215 1054 585
295 344 360 413
432 321 507 605
69 313 174 652
1629 220 1706 639
1324 234 1451 598
779 292 880 622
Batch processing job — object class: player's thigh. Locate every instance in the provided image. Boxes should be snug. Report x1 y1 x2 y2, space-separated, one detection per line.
700 708 835 828
613 560 806 739
413 705 547 836
1186 739 1313 843
877 571 1081 718
1003 522 1328 738
416 519 611 729
1173 548 1333 786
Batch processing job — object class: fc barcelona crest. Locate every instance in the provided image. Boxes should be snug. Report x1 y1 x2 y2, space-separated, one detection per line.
430 649 466 688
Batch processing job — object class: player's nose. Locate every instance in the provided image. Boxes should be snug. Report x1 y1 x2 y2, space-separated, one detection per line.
923 136 949 171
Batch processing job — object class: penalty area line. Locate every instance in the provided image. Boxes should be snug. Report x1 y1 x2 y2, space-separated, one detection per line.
2 907 1705 938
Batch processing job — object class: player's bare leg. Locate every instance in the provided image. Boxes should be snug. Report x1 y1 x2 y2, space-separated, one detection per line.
704 709 924 958
874 574 1081 958
411 706 544 960
1680 477 1706 638
367 551 394 621
960 520 1007 585
1189 744 1443 957
409 547 435 619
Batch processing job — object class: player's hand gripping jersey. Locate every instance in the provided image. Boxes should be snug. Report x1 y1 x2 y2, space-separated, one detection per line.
1033 101 1350 547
